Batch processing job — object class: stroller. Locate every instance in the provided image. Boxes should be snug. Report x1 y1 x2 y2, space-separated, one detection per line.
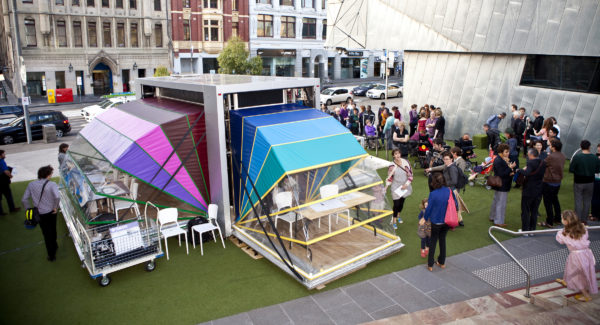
415 133 433 169
468 152 496 189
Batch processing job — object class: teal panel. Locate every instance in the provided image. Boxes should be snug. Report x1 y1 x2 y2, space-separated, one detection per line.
273 133 365 172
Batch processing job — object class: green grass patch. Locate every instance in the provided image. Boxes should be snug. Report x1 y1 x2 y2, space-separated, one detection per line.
0 147 575 324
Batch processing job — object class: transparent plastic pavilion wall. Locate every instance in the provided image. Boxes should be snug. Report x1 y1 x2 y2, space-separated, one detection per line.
61 134 206 224
234 157 398 277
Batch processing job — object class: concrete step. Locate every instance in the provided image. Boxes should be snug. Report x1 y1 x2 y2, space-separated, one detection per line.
364 272 600 325
364 292 527 324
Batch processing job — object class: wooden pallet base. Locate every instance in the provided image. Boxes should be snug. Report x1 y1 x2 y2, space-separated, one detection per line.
230 237 263 259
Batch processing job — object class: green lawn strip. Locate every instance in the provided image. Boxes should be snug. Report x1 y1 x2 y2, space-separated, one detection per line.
0 147 574 324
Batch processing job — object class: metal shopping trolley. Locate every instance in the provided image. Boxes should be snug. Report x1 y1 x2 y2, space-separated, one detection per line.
60 188 163 287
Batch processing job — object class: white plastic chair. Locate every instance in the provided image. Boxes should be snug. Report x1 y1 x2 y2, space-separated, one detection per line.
114 182 140 219
319 184 351 233
157 207 189 260
191 204 225 255
273 191 302 240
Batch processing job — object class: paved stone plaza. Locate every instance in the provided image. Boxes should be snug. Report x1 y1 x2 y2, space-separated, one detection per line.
203 232 600 325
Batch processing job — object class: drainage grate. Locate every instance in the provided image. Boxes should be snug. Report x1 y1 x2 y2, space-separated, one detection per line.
473 240 600 289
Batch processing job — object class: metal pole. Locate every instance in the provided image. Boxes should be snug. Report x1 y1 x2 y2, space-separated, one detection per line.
384 49 388 101
10 0 32 143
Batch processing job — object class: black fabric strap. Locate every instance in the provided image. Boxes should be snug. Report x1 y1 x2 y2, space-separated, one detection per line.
35 180 49 208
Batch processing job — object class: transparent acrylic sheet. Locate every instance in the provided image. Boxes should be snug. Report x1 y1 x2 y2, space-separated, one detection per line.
61 135 204 226
235 157 398 275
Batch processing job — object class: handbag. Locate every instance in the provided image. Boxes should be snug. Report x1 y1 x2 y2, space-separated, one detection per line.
24 180 49 229
486 175 502 188
444 188 459 228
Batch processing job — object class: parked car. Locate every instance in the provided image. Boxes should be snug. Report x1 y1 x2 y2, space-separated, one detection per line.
320 87 353 106
80 96 135 122
366 84 403 99
351 82 379 96
0 105 24 116
0 110 71 144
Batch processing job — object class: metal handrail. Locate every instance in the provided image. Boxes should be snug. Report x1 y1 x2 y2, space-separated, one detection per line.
488 225 600 298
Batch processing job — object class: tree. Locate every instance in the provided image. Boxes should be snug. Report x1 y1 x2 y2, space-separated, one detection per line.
217 36 262 75
153 66 170 77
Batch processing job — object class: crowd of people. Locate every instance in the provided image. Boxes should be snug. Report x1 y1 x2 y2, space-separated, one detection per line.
325 99 599 294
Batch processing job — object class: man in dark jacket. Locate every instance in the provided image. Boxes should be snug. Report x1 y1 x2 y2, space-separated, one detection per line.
570 140 600 223
540 139 566 227
520 148 546 233
483 124 501 154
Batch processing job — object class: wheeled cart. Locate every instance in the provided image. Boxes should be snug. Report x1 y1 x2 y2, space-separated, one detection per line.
59 186 163 287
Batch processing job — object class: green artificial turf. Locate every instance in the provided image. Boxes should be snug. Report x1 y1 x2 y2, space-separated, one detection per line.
0 147 575 324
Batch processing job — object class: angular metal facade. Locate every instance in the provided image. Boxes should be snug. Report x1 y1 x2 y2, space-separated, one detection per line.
327 0 600 155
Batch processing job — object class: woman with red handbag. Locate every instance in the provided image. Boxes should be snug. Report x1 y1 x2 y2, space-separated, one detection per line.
488 144 516 227
421 173 458 271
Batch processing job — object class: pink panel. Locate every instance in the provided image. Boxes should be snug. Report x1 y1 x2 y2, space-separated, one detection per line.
96 109 156 140
136 127 206 207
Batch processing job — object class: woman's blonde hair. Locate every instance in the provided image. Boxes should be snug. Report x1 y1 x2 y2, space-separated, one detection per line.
562 210 585 240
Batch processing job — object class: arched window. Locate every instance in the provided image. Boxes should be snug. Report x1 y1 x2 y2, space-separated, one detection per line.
24 18 37 47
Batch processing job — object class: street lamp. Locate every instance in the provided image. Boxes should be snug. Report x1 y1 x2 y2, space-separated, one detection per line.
68 63 73 72
133 62 138 71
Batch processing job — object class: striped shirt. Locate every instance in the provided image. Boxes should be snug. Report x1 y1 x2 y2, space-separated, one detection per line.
22 179 60 215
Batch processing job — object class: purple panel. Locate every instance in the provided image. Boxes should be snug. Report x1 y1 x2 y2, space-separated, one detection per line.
115 144 205 210
80 118 133 162
136 127 206 207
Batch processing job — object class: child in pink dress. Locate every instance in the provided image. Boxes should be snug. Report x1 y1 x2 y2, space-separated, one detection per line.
556 210 598 302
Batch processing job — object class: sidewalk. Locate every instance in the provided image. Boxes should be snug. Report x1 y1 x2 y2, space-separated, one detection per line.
201 231 600 325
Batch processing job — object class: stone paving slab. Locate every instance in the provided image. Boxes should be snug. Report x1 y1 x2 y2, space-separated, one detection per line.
201 232 600 325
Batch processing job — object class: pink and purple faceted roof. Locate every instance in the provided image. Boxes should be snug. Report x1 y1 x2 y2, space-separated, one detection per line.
80 98 210 212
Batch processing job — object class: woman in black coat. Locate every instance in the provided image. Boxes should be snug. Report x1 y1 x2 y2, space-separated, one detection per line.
488 144 516 227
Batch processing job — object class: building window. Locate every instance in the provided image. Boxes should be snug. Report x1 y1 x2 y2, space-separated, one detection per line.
73 21 82 47
56 0 64 5
117 23 125 47
154 0 160 10
24 18 36 47
280 16 295 38
204 20 219 41
101 0 108 7
129 0 136 9
116 0 123 8
130 23 138 47
520 55 600 95
87 0 94 7
256 0 271 4
23 0 33 3
57 20 67 47
232 22 238 37
280 0 293 5
322 19 326 39
204 0 217 8
183 20 190 41
155 24 162 47
322 0 325 9
257 15 273 37
183 0 190 8
103 21 111 47
302 18 316 39
232 0 238 11
72 0 80 6
301 0 314 8
88 21 97 47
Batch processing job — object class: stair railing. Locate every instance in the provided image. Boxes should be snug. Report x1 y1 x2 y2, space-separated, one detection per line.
488 225 600 298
